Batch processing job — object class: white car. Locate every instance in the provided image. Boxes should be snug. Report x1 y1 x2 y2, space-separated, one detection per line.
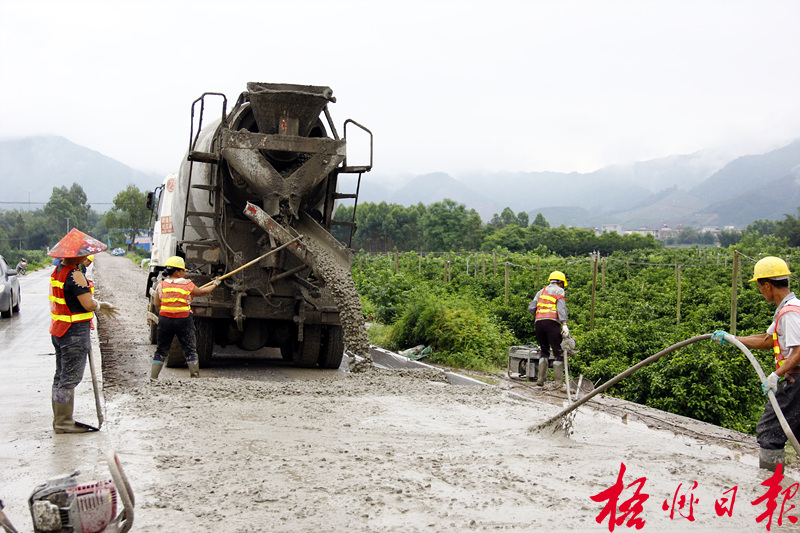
0 255 21 318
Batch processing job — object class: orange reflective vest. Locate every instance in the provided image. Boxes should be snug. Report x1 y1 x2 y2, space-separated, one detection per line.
49 265 93 337
159 279 194 318
773 304 800 371
535 287 565 321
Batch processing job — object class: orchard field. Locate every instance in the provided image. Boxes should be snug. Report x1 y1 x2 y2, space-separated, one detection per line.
354 244 800 435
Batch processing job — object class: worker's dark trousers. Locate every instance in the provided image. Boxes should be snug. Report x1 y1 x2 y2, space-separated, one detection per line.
534 319 563 361
51 321 91 402
757 377 800 450
154 315 198 365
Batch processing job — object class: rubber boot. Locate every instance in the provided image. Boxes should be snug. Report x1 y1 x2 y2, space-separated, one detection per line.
536 358 548 386
188 363 200 378
759 448 785 473
553 361 565 389
53 389 98 434
150 361 164 380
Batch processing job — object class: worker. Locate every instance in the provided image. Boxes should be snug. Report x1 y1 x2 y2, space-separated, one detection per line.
712 256 800 472
81 254 94 277
151 256 220 380
48 229 118 434
528 271 570 387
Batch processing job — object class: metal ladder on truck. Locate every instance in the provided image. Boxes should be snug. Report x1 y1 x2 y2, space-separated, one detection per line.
327 118 373 248
178 92 227 269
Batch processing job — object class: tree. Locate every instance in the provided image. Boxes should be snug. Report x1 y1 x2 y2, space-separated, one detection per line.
775 208 800 247
419 199 484 251
718 229 741 247
105 185 149 250
532 213 550 228
745 219 777 237
44 183 91 244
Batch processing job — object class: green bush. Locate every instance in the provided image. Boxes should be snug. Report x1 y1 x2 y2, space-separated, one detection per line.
389 286 514 371
351 243 800 435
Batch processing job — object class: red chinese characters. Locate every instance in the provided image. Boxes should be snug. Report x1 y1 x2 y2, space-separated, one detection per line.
591 462 650 531
752 464 799 531
662 480 699 521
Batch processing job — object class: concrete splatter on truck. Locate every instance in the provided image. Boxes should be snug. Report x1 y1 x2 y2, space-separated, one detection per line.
145 83 372 369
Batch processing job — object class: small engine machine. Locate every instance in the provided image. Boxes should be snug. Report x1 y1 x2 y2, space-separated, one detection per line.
0 451 133 533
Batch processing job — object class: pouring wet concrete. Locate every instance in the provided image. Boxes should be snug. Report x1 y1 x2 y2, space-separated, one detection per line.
0 255 793 532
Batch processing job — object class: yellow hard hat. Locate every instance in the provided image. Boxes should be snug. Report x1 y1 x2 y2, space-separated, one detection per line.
165 256 186 269
549 270 568 287
750 256 791 282
87 255 95 263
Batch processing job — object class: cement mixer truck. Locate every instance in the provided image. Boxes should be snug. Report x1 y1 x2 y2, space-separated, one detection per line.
145 83 372 369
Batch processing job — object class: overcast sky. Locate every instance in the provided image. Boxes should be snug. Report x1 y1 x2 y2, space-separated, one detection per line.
1 0 799 180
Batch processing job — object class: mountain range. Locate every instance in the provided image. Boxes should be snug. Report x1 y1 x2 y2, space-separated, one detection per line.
343 139 800 229
2 134 799 229
0 136 162 210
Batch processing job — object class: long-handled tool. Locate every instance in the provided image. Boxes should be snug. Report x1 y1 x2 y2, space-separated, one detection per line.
198 236 302 290
87 341 104 429
531 333 800 458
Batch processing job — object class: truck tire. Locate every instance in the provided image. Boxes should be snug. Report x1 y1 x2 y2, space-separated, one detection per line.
195 317 214 367
318 325 344 369
148 297 158 344
297 324 322 368
165 337 186 368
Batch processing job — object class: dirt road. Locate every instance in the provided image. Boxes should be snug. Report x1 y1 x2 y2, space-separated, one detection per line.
2 253 792 532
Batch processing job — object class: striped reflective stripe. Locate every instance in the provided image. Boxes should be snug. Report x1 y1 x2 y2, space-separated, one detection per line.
163 287 191 295
535 288 564 320
773 305 800 371
159 279 194 318
52 312 94 323
50 265 93 336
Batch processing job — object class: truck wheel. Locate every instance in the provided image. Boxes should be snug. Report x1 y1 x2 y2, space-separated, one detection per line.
195 317 214 367
148 298 158 344
297 325 322 368
165 337 186 368
318 325 344 369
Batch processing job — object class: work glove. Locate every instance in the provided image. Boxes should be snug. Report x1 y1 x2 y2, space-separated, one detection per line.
95 300 120 319
762 372 780 395
561 324 570 337
711 330 729 345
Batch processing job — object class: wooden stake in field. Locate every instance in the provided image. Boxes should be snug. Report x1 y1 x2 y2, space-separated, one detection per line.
504 262 510 305
590 252 598 331
730 250 739 335
676 264 682 326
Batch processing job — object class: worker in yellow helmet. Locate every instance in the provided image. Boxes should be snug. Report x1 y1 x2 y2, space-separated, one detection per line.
528 271 570 387
151 256 221 380
712 256 800 471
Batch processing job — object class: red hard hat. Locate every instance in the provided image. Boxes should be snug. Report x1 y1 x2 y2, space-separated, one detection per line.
48 228 108 258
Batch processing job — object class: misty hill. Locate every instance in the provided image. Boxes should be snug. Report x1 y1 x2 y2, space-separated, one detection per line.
0 135 162 210
691 139 800 203
3 134 800 230
351 140 800 229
